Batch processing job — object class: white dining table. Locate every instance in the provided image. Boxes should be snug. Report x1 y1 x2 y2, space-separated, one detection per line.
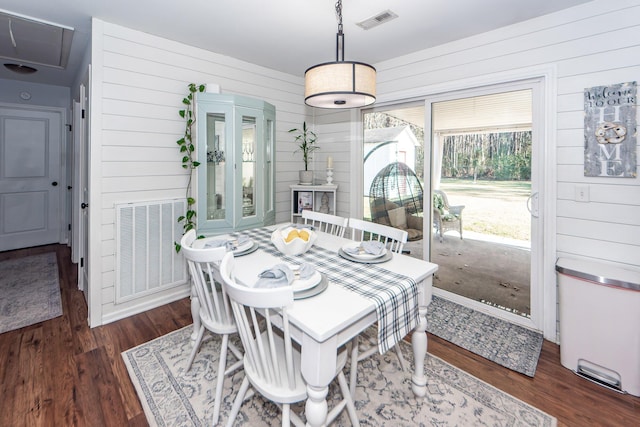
194 224 438 427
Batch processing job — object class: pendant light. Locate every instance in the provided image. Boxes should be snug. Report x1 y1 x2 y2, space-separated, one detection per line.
304 0 376 109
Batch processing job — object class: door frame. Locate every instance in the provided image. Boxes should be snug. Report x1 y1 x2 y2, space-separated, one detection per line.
367 65 557 339
71 100 82 264
73 68 93 322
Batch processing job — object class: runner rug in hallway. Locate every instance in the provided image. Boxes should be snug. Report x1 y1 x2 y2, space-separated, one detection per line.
122 326 556 426
427 296 544 377
0 252 62 334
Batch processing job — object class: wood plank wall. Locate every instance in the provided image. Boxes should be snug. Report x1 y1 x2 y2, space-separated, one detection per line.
91 20 307 324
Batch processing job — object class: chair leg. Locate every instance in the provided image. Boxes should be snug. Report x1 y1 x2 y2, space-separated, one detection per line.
349 336 359 399
190 285 200 341
393 343 407 371
281 403 290 427
185 325 205 371
211 334 230 425
337 371 359 426
226 376 250 427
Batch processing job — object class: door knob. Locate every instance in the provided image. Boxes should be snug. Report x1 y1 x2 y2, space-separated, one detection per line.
81 203 89 209
52 181 58 186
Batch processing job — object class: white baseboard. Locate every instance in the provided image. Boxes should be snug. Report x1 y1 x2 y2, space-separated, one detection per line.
100 286 191 326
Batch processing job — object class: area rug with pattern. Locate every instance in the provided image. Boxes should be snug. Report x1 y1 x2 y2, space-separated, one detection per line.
427 296 544 377
0 252 62 334
122 325 556 426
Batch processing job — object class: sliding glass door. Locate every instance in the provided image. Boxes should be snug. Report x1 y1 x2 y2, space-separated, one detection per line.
426 80 544 331
361 79 545 332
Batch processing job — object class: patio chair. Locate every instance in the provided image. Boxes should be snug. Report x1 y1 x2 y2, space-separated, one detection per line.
368 161 424 241
347 217 409 397
180 230 243 425
301 210 348 237
219 252 359 427
433 189 464 242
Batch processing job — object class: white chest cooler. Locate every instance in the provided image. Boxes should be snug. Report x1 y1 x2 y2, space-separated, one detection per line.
556 258 640 397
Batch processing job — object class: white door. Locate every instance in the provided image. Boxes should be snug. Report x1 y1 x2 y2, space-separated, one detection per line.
80 123 89 298
0 105 63 251
76 82 90 301
71 101 82 263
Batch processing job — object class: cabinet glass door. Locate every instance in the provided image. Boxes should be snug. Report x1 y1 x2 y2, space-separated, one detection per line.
206 113 226 220
241 115 257 219
264 117 275 214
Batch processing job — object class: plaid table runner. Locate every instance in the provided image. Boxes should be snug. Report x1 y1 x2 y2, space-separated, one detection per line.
235 227 420 354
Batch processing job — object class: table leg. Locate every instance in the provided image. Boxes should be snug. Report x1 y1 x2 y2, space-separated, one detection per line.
411 293 429 397
305 385 329 427
301 334 336 427
190 284 200 342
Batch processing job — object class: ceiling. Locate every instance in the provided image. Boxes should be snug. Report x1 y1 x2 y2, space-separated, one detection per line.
0 0 593 88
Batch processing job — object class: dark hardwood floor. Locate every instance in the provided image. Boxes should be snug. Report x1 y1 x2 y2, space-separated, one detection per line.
1 244 638 426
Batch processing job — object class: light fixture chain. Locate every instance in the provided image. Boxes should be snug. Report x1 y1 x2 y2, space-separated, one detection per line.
334 0 345 62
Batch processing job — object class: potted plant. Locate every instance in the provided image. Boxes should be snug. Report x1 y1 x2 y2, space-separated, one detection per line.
289 121 319 184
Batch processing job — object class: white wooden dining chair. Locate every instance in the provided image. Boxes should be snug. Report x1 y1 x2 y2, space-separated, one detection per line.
346 217 409 397
301 209 348 237
180 230 243 425
348 217 408 253
219 252 359 427
181 229 202 341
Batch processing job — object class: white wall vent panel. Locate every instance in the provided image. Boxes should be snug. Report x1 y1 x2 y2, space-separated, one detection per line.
115 199 187 302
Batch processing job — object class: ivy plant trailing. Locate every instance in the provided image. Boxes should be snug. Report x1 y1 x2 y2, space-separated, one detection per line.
175 83 205 252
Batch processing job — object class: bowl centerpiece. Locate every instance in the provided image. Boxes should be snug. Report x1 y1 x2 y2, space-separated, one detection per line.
271 226 317 256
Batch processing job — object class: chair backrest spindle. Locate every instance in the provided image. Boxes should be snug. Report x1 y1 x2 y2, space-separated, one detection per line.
220 253 299 391
348 217 408 254
301 210 348 237
181 235 234 328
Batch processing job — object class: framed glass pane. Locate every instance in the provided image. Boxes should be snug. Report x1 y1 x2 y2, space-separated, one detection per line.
241 115 257 218
265 118 274 212
206 113 226 220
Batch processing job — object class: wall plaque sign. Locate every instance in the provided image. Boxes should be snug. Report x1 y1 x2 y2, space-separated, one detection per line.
584 81 637 177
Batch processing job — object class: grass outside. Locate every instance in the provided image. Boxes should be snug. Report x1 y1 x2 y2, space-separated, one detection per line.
363 178 531 242
439 178 531 242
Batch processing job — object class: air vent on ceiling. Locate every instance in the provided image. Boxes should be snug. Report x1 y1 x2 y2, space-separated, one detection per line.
356 9 398 30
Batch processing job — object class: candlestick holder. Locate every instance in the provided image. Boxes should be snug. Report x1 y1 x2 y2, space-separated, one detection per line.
326 168 334 184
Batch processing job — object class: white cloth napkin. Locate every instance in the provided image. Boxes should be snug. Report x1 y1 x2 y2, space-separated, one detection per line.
295 263 316 279
254 263 316 288
344 240 385 256
205 235 251 251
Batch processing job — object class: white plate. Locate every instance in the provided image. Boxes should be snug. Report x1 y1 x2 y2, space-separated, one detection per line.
291 270 322 292
338 248 393 264
340 242 387 260
294 274 328 300
235 241 259 256
232 238 253 254
206 235 253 253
